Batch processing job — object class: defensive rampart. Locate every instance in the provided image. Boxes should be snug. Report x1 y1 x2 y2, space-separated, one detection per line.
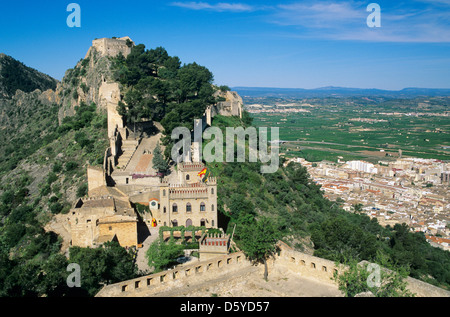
96 241 450 297
95 251 250 297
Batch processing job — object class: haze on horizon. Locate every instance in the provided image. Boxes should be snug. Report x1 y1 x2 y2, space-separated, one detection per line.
0 0 449 91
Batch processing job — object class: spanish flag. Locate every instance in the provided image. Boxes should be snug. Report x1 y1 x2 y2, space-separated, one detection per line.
151 218 157 227
198 168 207 177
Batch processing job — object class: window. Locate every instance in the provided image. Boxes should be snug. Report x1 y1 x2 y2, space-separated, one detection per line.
200 202 206 212
186 203 192 212
211 204 214 211
186 174 190 181
172 219 178 227
163 189 166 197
172 203 178 213
211 188 214 195
163 206 167 213
109 226 112 231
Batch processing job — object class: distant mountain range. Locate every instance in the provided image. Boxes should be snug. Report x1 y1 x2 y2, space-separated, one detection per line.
232 86 450 98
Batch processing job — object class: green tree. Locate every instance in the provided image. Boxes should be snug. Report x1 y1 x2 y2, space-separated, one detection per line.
334 254 414 297
236 217 279 281
146 238 184 272
152 142 168 175
68 241 137 296
352 203 364 214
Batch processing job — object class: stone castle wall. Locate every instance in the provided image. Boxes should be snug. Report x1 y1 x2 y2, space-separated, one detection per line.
87 166 106 194
98 220 137 247
95 240 450 297
89 37 134 59
276 242 450 297
96 251 250 297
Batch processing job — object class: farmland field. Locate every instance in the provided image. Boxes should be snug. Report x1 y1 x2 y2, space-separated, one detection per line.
246 96 450 163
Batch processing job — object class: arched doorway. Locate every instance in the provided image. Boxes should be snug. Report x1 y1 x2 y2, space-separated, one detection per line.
186 219 192 227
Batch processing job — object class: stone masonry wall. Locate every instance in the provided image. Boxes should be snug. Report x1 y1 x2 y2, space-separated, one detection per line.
96 251 250 297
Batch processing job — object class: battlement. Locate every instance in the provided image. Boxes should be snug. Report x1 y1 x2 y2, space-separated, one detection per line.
168 187 209 199
198 233 230 261
179 162 206 172
96 251 249 297
95 240 450 297
200 233 230 246
91 36 134 58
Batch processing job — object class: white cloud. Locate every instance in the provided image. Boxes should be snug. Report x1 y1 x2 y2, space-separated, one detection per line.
170 1 255 12
275 2 365 27
269 1 450 43
169 1 450 42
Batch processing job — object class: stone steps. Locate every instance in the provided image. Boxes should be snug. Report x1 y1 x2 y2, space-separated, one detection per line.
116 140 138 169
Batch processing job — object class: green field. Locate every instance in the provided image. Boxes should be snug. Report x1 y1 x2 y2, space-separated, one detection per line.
248 97 450 163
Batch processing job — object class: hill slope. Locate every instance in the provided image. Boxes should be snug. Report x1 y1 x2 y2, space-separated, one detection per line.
0 54 58 99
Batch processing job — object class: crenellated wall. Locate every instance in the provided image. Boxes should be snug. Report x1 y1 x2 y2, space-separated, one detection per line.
276 242 450 297
95 240 450 297
274 242 340 285
96 251 250 297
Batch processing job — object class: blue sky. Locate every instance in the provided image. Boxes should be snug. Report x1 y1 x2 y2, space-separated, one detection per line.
0 0 449 90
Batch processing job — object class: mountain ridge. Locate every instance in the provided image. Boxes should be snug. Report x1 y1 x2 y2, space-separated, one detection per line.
0 53 58 99
232 86 450 98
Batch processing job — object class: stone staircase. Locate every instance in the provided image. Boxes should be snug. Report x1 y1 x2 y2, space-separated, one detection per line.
116 139 139 170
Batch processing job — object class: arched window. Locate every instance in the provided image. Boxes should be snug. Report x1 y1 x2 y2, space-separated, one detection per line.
211 204 214 212
186 203 192 213
200 218 206 227
172 219 178 227
163 189 166 197
186 174 190 180
163 206 167 213
186 219 192 227
200 202 206 212
211 188 214 195
172 203 178 213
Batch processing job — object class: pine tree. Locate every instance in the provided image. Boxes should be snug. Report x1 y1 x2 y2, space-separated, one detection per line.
152 142 168 175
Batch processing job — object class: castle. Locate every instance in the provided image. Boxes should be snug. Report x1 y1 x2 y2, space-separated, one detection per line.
66 37 243 249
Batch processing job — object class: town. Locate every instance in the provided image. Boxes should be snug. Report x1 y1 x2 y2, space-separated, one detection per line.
284 156 450 251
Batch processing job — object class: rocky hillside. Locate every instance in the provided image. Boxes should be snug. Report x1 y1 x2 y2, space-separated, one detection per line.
0 53 58 99
56 48 117 121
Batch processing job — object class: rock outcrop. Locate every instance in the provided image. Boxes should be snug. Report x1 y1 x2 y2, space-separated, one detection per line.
57 37 135 122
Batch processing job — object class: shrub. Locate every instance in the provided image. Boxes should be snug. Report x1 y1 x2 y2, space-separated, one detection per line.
76 183 88 198
65 161 78 172
49 202 63 214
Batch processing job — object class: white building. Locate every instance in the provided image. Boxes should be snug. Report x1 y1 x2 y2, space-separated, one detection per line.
345 160 378 174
